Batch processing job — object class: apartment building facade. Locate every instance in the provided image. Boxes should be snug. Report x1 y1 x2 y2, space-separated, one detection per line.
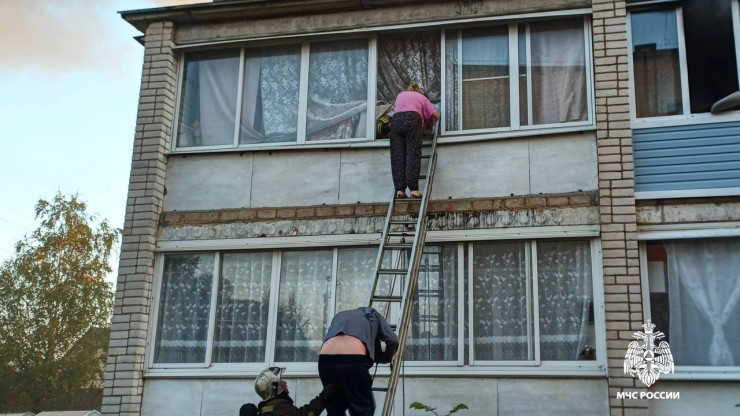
104 0 740 415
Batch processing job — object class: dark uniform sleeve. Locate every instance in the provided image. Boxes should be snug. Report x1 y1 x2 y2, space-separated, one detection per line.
264 385 338 416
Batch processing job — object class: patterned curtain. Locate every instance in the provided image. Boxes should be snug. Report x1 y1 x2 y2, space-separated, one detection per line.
406 245 458 361
240 45 301 144
275 250 333 362
213 252 273 363
472 242 530 361
537 240 593 360
377 30 441 105
154 254 215 363
306 39 369 141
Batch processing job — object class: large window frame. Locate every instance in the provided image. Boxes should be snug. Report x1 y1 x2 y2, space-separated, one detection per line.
638 225 740 380
145 232 606 378
627 0 740 129
170 10 595 153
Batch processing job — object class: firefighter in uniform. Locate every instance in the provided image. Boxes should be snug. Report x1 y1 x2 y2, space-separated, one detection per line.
240 367 338 416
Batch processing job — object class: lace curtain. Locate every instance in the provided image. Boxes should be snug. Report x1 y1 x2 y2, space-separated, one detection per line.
306 40 368 141
240 45 301 144
213 252 273 363
177 50 239 147
377 30 441 105
275 250 334 362
472 242 530 361
154 254 215 363
537 240 593 360
665 238 740 366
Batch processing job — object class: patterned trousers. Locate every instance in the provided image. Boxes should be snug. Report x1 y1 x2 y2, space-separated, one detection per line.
389 111 422 192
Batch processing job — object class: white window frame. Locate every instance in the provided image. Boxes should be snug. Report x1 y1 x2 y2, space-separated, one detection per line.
441 18 594 136
172 35 377 153
637 227 740 380
171 11 595 154
145 230 606 378
629 1 740 129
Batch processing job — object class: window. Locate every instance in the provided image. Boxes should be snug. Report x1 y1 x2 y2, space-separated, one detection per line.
151 239 599 371
630 0 740 119
444 17 590 133
644 238 740 367
176 38 370 148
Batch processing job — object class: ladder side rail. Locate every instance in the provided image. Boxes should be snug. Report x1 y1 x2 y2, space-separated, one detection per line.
368 189 399 308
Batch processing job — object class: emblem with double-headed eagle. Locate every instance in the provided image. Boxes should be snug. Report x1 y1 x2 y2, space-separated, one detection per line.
624 320 674 387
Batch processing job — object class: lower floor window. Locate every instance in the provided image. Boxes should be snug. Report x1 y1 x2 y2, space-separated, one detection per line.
645 238 740 367
151 239 598 368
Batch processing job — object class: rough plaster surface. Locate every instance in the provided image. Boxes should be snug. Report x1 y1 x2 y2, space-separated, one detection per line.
637 202 740 224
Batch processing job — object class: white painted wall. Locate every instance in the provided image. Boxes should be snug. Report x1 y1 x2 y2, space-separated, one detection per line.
163 133 597 212
648 381 740 416
141 377 609 416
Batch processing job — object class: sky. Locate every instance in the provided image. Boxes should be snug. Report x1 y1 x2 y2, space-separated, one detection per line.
0 0 209 281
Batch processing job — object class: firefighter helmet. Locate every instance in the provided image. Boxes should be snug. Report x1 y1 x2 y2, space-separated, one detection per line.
254 367 286 401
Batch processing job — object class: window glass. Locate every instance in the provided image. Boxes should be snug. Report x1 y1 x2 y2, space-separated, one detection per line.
630 10 683 117
307 39 369 141
472 242 531 361
518 25 529 126
154 253 215 364
275 250 333 362
528 18 587 124
240 45 301 144
213 252 273 363
177 50 240 147
537 240 595 361
647 239 740 366
683 0 739 113
407 245 459 361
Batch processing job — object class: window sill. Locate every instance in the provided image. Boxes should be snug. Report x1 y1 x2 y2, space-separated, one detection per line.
659 367 740 381
143 362 607 379
167 124 596 155
632 111 740 130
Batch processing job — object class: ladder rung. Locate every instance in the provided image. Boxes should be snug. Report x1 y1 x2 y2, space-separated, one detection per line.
398 197 421 202
421 154 431 159
371 387 389 392
419 175 427 180
385 243 412 250
372 295 403 302
389 219 417 225
377 268 408 275
387 231 411 237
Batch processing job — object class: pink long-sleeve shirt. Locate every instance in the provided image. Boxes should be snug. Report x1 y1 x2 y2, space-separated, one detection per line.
393 90 437 121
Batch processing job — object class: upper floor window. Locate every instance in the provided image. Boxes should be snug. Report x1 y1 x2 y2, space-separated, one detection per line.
173 15 594 151
629 0 740 120
176 39 369 149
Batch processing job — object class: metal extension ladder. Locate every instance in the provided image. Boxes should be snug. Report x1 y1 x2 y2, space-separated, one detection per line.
368 123 440 416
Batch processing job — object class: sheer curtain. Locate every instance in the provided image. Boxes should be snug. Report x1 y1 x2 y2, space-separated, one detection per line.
213 252 273 363
472 242 530 361
177 50 240 147
665 239 740 366
240 45 301 144
154 254 215 364
275 250 333 362
529 18 587 124
537 240 593 360
407 245 458 361
377 30 441 105
306 40 368 141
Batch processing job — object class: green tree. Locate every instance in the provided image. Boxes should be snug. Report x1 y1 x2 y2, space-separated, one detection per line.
0 193 119 413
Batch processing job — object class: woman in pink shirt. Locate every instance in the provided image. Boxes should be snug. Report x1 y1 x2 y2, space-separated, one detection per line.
390 82 439 199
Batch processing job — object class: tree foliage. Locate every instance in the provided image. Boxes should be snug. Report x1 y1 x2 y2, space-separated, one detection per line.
0 193 119 413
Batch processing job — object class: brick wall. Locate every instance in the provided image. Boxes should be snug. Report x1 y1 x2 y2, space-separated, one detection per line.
592 1 648 415
101 21 177 416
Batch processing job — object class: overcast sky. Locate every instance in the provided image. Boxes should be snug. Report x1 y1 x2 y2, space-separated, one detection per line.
0 0 208 279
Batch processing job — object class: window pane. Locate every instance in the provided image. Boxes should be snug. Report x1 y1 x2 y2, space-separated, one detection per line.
275 250 333 362
444 32 460 130
631 10 683 117
406 245 459 361
529 18 587 124
307 39 368 141
683 0 739 113
537 240 595 361
240 45 301 144
377 30 441 105
518 25 529 126
336 247 377 311
177 50 240 147
154 254 215 364
648 239 740 366
462 26 510 130
213 252 273 363
472 242 530 361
